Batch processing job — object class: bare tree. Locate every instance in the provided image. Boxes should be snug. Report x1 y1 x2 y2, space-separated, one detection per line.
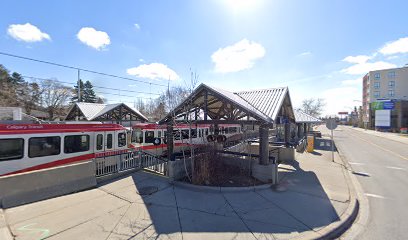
40 79 72 120
299 98 325 117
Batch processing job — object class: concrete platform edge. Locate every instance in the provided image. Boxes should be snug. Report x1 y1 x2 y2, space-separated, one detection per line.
171 180 272 193
0 209 13 240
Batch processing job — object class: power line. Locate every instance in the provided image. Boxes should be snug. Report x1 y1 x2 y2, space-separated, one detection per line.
94 91 155 100
22 75 161 96
0 51 167 87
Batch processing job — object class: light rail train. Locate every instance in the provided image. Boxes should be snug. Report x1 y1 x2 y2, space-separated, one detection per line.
0 122 243 176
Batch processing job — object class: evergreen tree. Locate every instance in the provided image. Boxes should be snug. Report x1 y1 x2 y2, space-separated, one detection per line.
71 79 84 102
83 81 97 103
10 72 25 85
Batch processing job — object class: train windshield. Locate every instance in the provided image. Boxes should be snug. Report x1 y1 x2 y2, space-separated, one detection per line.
131 128 143 144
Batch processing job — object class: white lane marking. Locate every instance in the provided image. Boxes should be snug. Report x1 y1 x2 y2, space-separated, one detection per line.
365 193 385 199
386 166 406 171
348 132 408 161
349 162 365 165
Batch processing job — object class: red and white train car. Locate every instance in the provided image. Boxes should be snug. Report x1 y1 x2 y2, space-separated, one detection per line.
130 123 243 156
0 123 129 176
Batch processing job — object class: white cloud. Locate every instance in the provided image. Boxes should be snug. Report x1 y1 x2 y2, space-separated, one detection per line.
127 63 180 81
211 39 265 73
342 55 371 64
139 58 145 62
77 27 110 50
7 23 51 42
341 61 396 75
322 87 361 115
298 51 311 57
134 23 141 30
379 37 408 55
341 78 361 86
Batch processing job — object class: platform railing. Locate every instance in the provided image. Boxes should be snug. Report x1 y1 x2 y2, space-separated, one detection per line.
94 149 167 177
141 152 168 175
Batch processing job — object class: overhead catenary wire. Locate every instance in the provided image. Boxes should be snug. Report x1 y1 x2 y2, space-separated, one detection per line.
0 51 167 87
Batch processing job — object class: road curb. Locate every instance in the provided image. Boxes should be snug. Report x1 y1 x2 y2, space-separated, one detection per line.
312 150 360 239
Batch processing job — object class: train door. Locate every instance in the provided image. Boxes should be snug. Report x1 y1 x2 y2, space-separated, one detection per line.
116 130 128 150
105 131 115 152
95 132 105 153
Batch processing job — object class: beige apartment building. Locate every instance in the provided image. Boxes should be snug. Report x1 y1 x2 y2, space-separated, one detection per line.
362 66 408 131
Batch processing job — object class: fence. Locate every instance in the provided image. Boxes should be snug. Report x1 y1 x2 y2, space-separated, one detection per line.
95 150 167 177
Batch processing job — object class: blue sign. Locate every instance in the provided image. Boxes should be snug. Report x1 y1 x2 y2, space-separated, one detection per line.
383 101 395 110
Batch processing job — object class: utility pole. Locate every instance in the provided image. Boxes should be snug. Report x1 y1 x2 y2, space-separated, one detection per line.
77 69 81 102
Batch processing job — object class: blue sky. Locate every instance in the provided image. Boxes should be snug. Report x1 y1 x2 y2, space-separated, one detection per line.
1 0 408 115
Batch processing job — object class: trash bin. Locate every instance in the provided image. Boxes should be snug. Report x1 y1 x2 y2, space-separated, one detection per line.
307 134 314 152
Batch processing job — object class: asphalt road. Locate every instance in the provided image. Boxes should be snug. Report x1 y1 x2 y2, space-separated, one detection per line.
325 125 408 240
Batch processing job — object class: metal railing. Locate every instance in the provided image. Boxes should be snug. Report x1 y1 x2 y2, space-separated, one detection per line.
95 149 167 177
141 152 168 175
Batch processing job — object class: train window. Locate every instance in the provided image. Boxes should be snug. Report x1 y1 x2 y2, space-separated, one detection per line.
158 131 162 138
224 127 229 134
64 135 89 154
96 134 103 150
29 136 61 158
191 129 197 138
118 132 127 147
0 138 24 161
173 130 189 140
145 131 155 143
131 129 143 143
181 130 189 139
205 128 209 135
229 127 237 133
107 134 113 149
198 129 202 138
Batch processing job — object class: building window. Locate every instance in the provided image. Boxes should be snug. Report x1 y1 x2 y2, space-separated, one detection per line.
388 81 395 88
29 136 61 158
374 91 380 98
118 132 127 147
374 73 380 79
387 71 396 78
64 135 90 153
374 82 380 89
0 138 24 161
388 90 395 97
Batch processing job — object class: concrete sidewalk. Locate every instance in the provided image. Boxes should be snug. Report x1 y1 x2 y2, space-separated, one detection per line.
3 139 356 240
346 125 408 145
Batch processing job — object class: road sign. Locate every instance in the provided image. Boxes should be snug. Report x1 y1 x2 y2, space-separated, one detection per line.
326 119 337 130
326 118 337 162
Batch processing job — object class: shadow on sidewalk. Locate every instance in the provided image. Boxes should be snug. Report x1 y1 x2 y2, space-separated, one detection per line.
98 154 341 238
276 157 341 229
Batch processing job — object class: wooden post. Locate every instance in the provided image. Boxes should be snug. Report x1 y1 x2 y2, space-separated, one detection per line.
167 120 174 161
297 123 302 138
303 123 307 137
259 124 269 165
284 122 290 144
204 90 208 121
